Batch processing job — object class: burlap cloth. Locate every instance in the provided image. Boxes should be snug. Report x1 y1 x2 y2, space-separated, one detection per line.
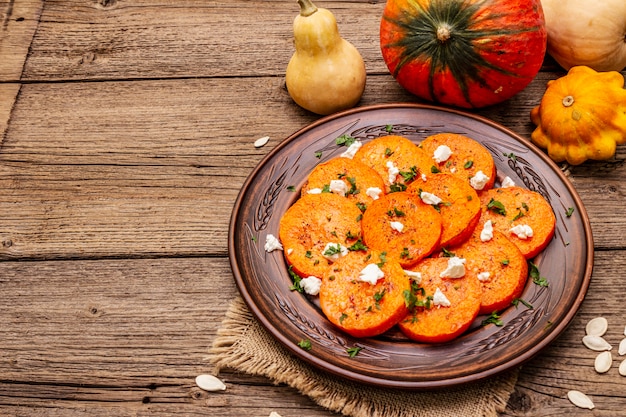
208 296 519 417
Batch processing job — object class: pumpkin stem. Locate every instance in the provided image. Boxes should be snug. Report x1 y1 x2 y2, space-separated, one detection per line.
298 0 318 17
562 95 575 107
436 24 452 43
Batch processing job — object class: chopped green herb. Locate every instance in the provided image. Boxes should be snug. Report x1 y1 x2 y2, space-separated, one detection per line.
431 165 441 174
387 207 406 217
348 239 368 251
385 147 394 157
356 202 367 212
376 252 388 268
305 251 312 258
512 209 525 221
288 265 303 293
339 313 348 324
464 160 474 169
403 289 418 310
500 259 510 266
385 124 394 133
336 134 357 147
389 183 407 193
400 247 411 259
346 177 359 195
512 298 534 309
565 207 575 217
482 311 503 327
504 152 517 161
374 289 386 308
297 339 312 351
323 243 343 257
287 185 296 192
347 346 362 358
487 198 507 216
251 236 257 242
315 151 323 159
441 247 456 258
399 166 418 182
530 262 549 287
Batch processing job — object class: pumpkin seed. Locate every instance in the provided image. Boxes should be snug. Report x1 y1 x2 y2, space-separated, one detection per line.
195 374 226 391
585 317 608 337
619 338 626 356
254 136 270 148
567 390 595 409
594 351 612 373
619 359 626 377
582 334 612 351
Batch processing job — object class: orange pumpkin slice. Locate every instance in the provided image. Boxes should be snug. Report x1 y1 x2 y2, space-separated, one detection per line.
478 186 556 259
301 156 386 208
451 229 529 315
353 135 432 193
399 257 482 343
419 133 496 192
320 250 411 338
361 191 442 268
279 193 362 279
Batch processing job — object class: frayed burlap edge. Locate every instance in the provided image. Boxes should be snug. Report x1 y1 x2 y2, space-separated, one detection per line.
209 296 518 417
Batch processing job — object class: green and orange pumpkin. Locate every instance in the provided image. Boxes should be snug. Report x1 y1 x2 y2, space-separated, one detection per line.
380 0 547 108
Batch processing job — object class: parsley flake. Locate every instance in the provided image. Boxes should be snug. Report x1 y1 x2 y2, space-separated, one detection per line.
347 346 362 358
297 339 312 351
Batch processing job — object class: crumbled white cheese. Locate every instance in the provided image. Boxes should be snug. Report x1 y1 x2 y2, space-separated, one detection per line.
404 269 422 284
440 256 466 278
329 179 349 196
433 288 451 307
322 242 349 261
358 263 385 285
386 160 399 184
421 191 442 206
390 221 404 233
307 188 322 195
366 187 383 200
329 180 349 197
287 248 293 255
433 145 453 163
501 176 516 188
450 167 457 174
340 140 362 159
469 170 490 191
421 173 428 182
300 276 322 296
480 220 494 242
510 224 534 239
477 271 491 282
264 234 283 252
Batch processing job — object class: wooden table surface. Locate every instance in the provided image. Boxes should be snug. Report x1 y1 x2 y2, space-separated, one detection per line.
1 1 625 416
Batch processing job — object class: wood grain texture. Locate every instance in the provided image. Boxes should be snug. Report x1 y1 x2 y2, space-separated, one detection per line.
0 0 43 80
1 0 625 416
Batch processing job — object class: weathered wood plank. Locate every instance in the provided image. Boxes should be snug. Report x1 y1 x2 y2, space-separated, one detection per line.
18 0 386 82
1 74 625 260
0 251 623 416
0 0 43 81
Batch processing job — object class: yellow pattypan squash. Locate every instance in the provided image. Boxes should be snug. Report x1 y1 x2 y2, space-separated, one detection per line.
530 66 626 165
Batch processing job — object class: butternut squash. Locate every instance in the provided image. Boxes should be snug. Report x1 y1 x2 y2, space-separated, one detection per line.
285 0 366 115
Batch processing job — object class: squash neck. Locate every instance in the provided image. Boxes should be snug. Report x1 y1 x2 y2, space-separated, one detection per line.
298 0 318 17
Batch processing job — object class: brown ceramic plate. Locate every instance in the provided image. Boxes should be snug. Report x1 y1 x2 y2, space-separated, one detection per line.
229 103 593 389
